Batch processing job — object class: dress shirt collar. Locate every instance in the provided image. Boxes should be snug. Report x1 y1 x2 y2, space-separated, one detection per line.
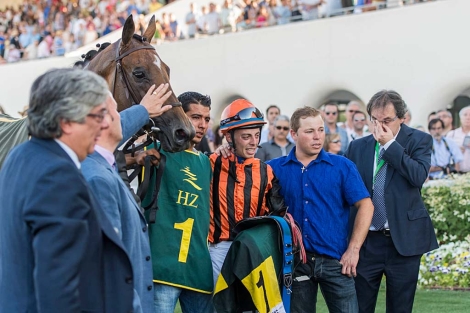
94 145 116 167
54 139 81 169
283 147 333 167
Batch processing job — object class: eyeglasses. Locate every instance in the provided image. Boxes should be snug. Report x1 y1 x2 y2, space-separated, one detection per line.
220 107 264 126
325 112 337 116
331 140 341 144
87 110 108 123
348 110 359 113
370 115 399 125
354 118 366 122
276 126 289 131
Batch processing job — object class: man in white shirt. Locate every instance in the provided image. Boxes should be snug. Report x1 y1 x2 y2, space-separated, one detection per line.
205 3 221 35
186 3 200 38
446 106 470 173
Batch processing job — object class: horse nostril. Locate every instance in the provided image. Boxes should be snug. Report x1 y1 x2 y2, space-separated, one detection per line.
175 129 188 143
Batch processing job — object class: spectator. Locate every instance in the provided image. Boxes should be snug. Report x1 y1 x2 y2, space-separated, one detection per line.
24 38 38 59
205 3 221 35
37 35 52 58
342 100 362 139
186 3 199 39
446 106 470 173
260 104 280 144
427 118 463 179
220 0 241 33
213 125 227 150
6 43 21 62
169 13 180 40
256 6 270 27
197 6 208 34
0 30 5 57
300 0 324 20
324 133 343 154
428 111 438 122
276 0 293 25
322 103 349 153
437 109 454 136
256 114 295 161
350 111 370 140
404 109 412 125
54 31 66 56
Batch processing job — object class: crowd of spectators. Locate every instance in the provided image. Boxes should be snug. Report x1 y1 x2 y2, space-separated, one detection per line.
0 0 172 64
0 0 435 63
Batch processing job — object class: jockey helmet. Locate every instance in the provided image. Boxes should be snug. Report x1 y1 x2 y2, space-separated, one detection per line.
220 99 266 135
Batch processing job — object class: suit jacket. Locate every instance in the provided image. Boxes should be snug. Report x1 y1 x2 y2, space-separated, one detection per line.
345 124 438 256
0 138 134 313
82 152 154 313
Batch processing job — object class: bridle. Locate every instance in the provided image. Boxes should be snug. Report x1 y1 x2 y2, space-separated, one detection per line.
112 34 182 110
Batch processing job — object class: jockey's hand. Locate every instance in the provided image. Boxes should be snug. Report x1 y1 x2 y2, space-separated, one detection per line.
135 149 161 166
339 247 359 277
140 84 172 118
214 143 233 158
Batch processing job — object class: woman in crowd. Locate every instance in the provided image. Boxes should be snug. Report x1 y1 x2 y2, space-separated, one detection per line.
324 133 343 155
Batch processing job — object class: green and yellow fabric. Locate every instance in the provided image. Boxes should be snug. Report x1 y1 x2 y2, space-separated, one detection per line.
213 218 290 313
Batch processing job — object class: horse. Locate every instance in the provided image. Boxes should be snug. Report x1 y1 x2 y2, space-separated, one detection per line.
0 15 194 168
85 15 195 152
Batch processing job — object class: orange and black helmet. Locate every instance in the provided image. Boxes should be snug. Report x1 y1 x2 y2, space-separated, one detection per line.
220 99 266 134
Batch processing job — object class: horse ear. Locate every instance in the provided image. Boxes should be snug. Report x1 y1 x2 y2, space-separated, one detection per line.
122 15 135 46
143 15 156 42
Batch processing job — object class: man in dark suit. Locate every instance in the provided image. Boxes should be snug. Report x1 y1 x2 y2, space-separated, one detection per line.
345 90 438 313
0 68 134 313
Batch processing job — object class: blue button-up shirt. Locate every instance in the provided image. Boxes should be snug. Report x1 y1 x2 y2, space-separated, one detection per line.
268 148 370 260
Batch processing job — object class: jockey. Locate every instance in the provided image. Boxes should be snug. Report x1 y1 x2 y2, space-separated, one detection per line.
208 99 287 288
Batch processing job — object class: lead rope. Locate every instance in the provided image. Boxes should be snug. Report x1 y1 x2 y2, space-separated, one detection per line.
285 213 307 264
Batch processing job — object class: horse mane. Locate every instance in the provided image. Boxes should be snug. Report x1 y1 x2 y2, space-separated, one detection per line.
73 42 112 69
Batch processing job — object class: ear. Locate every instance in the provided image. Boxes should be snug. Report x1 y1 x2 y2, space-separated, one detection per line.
143 15 156 41
225 132 232 144
122 15 135 46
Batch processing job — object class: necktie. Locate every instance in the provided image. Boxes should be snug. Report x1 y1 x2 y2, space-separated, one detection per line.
371 148 387 230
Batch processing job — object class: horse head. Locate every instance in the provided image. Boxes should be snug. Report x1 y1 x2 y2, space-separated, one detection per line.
86 15 195 152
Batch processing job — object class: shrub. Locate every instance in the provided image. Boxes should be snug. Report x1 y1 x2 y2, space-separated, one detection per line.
421 173 470 244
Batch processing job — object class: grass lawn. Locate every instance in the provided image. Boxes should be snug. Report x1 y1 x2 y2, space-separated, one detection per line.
174 285 470 312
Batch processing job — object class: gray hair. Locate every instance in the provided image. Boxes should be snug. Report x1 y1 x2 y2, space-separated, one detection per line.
273 114 290 125
28 68 109 139
459 106 470 118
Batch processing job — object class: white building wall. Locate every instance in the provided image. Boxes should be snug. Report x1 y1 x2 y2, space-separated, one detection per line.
0 0 468 128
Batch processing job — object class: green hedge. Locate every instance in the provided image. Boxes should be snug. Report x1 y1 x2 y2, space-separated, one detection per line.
419 173 470 288
422 173 470 244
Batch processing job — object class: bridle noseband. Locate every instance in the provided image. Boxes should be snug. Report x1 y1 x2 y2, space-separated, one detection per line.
113 34 182 109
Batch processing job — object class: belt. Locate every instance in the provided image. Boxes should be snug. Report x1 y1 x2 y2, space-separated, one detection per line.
370 229 391 237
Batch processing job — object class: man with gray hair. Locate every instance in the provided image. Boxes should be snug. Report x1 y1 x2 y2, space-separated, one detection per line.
256 114 295 162
0 68 135 313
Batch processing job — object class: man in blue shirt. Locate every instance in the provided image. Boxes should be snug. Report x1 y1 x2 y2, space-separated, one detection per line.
267 106 373 313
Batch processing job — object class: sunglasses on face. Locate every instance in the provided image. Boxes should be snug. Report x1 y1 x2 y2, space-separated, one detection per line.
276 126 289 131
354 118 366 122
348 110 359 113
220 107 264 126
325 112 337 116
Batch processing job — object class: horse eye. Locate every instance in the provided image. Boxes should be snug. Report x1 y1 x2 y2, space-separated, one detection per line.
133 71 145 79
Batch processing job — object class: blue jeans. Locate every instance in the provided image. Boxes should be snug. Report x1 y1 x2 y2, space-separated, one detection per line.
291 253 358 313
153 283 213 313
